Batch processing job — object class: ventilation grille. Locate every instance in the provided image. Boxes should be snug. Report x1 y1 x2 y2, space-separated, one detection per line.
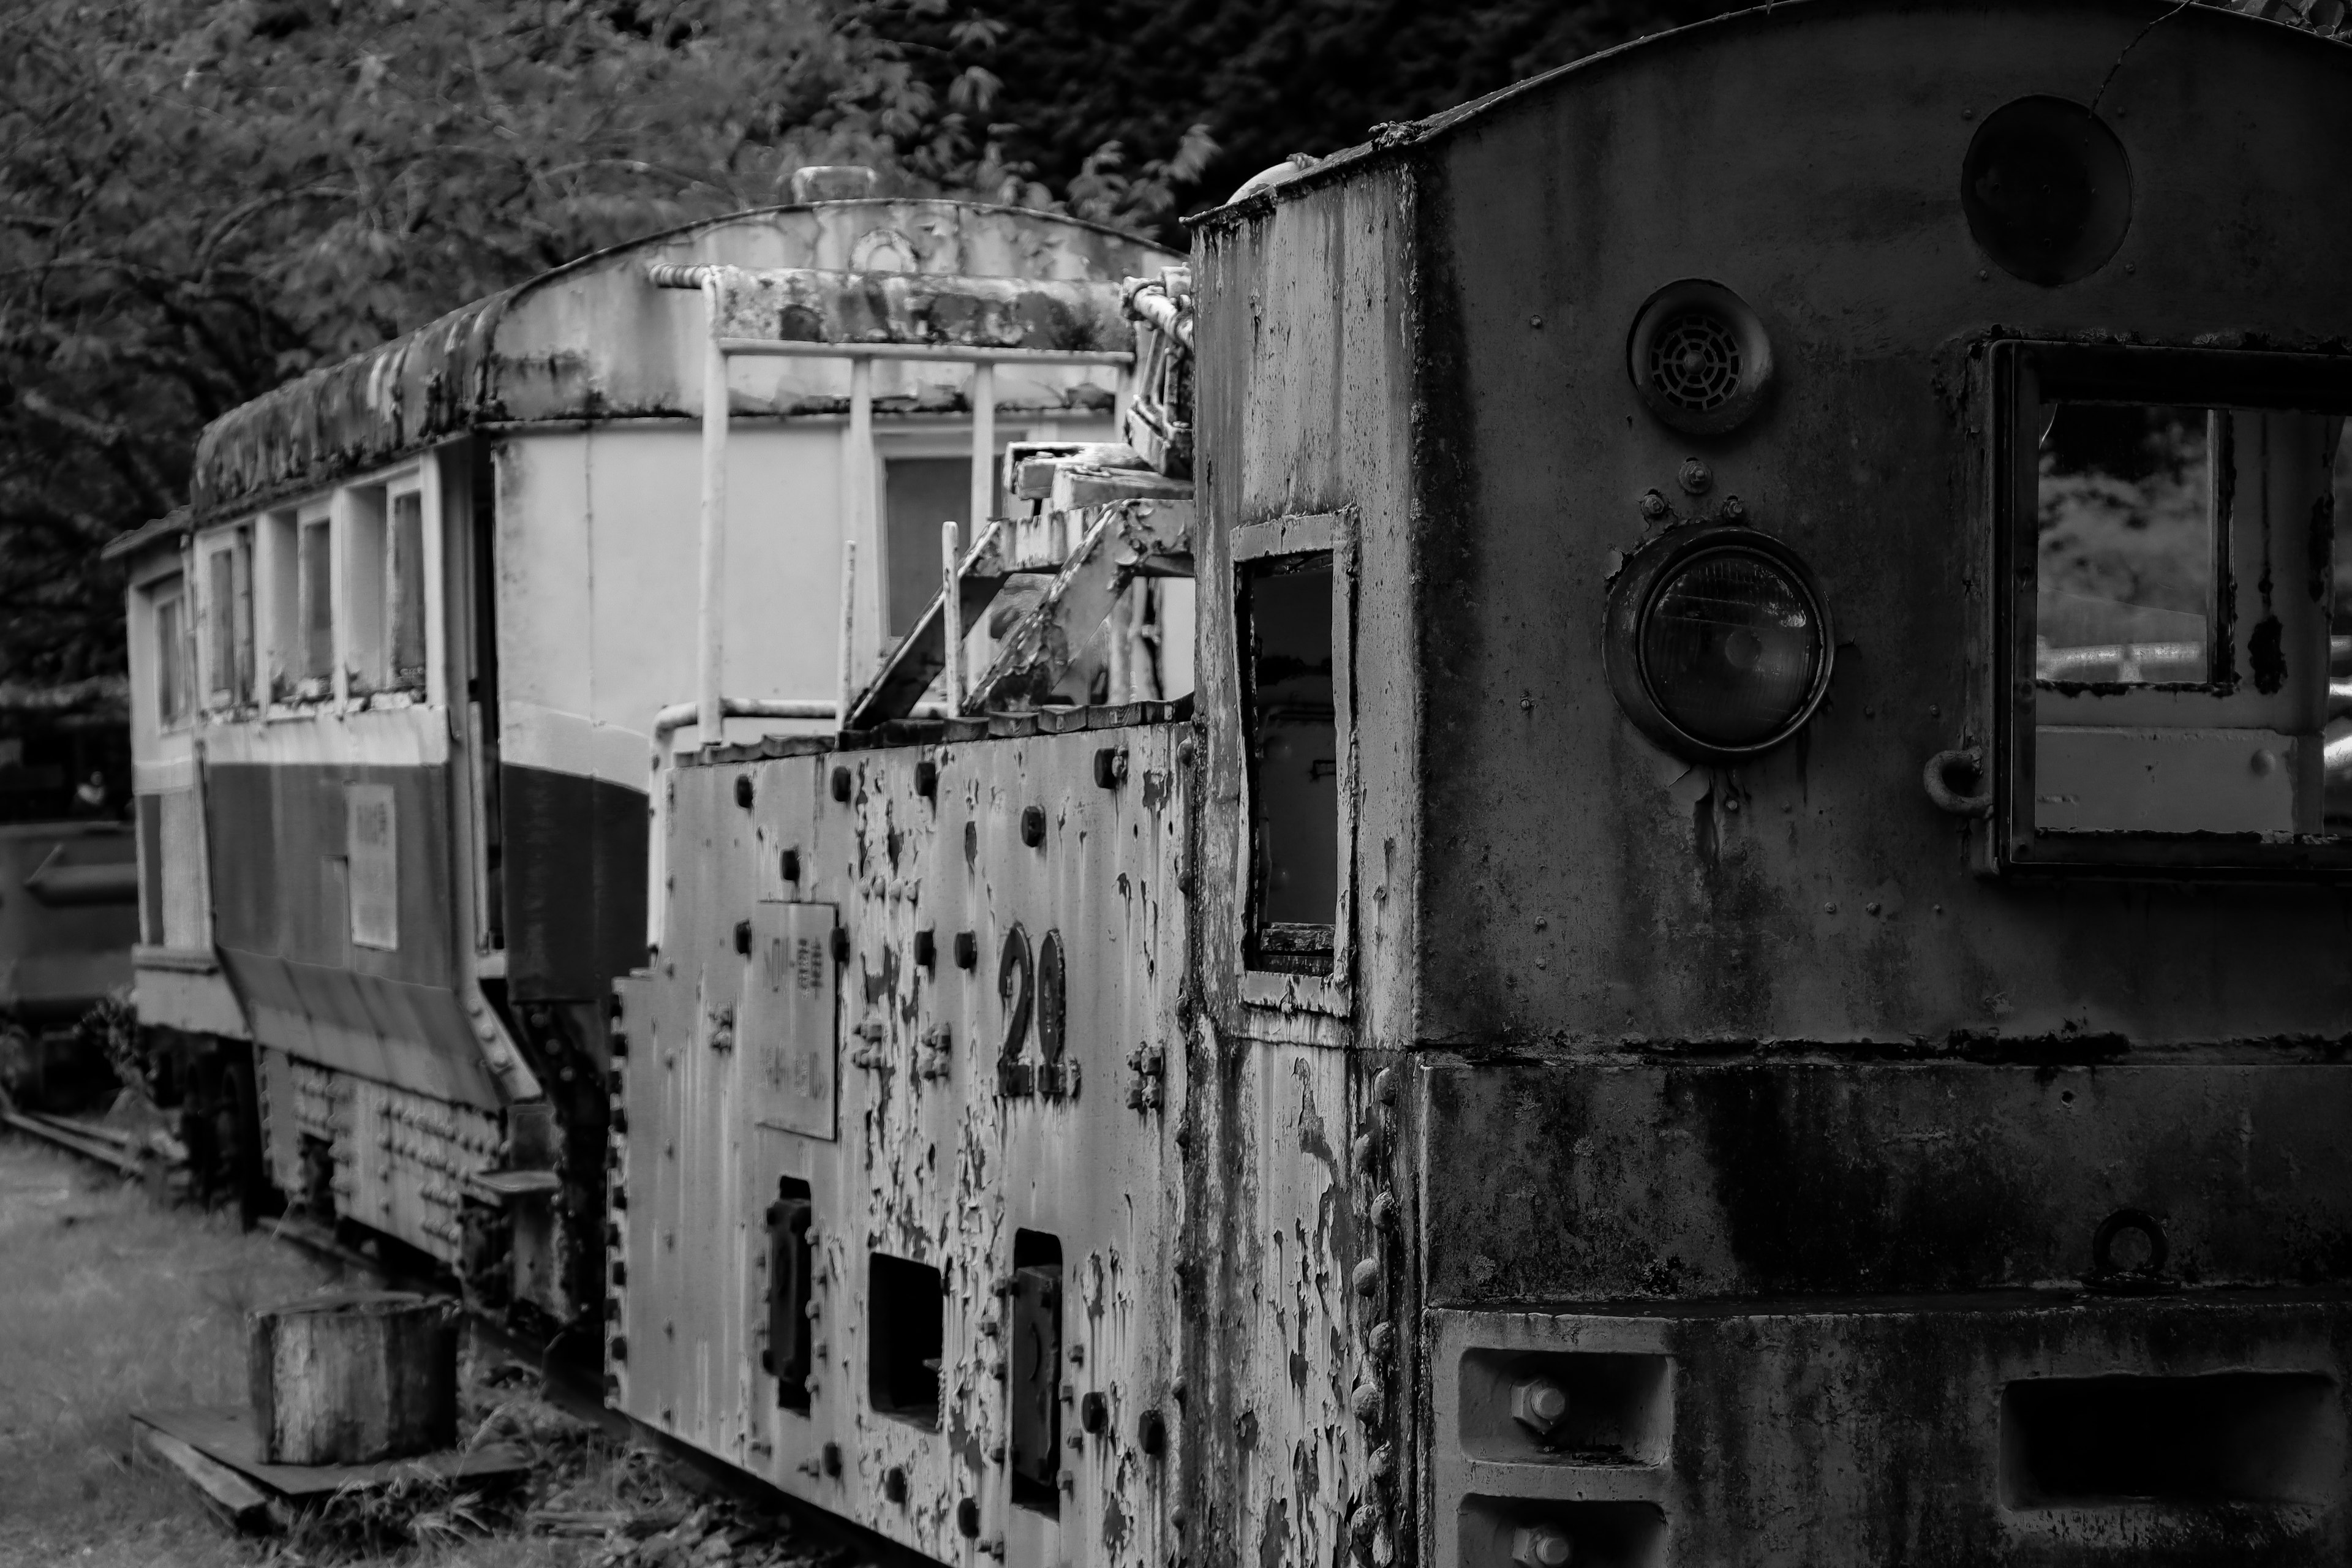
1648 310 1744 414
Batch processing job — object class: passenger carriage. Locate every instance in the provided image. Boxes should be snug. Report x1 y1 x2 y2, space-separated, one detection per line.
114 185 1175 1319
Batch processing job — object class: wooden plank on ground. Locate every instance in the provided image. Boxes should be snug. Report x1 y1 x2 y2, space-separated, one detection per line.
132 1416 276 1532
136 1406 529 1499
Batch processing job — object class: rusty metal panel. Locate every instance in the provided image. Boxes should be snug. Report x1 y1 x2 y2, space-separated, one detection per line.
1389 3 2352 1046
1420 1057 2352 1304
1429 1298 2352 1568
738 902 837 1140
619 723 1193 1564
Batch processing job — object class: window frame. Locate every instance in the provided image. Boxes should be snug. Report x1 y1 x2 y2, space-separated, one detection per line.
198 524 256 711
1988 340 2352 874
1231 508 1356 1017
147 571 192 733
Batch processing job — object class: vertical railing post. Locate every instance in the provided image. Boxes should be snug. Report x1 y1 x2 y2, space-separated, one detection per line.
835 540 858 731
696 272 729 743
941 520 964 717
843 355 876 692
968 360 995 547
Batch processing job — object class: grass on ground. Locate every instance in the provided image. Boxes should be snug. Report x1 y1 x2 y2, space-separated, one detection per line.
0 1133 707 1568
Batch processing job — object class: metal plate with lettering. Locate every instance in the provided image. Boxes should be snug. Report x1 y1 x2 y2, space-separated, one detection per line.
739 902 837 1139
345 782 398 951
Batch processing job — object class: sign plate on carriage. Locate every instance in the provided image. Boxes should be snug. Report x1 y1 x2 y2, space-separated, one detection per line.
739 902 838 1140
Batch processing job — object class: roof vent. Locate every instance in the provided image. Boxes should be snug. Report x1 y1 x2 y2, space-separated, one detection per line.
790 165 878 204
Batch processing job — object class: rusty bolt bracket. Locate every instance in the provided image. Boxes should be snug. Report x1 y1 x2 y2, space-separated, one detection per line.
1093 747 1129 789
1059 1469 1077 1494
610 1029 629 1059
1138 1408 1167 1456
914 929 937 970
1350 1379 1383 1426
1021 805 1047 846
734 919 752 956
735 775 755 809
780 848 801 883
1368 1190 1397 1231
954 931 978 968
821 1442 842 1477
1351 1259 1380 1297
883 1466 908 1504
831 927 850 963
957 1498 981 1538
830 766 851 802
1512 1524 1574 1568
1351 1131 1381 1177
1081 1392 1110 1433
609 1335 629 1363
1512 1376 1571 1436
915 760 938 799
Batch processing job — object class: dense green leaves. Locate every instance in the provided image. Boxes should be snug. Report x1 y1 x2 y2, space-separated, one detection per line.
851 0 1747 231
0 0 990 681
2 0 1727 682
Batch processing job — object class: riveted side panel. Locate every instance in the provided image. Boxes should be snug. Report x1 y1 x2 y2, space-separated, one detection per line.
618 726 1191 1564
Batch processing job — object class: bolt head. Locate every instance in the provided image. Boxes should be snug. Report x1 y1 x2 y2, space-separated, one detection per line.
1638 489 1670 520
1512 1524 1574 1567
1677 458 1712 496
1510 1376 1570 1436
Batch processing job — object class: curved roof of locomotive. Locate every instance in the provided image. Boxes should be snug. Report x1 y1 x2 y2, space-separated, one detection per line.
1190 0 2345 228
190 200 1175 522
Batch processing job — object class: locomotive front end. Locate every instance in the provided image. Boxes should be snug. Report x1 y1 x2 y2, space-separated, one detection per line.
1198 2 2352 1564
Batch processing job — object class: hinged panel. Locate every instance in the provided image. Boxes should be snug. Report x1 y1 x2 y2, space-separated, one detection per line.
740 901 838 1139
1008 1262 1063 1493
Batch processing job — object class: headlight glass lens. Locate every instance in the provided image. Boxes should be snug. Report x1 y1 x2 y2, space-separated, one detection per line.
1639 548 1823 748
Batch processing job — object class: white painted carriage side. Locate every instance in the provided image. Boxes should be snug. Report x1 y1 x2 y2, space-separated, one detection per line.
492 413 1123 786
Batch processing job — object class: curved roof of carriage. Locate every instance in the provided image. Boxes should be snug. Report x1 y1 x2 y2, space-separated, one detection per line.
189 201 1175 522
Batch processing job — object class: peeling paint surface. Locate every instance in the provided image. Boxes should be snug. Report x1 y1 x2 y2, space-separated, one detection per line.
193 202 1173 521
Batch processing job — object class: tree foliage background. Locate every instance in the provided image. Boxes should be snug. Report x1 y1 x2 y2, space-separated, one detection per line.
2 0 1735 684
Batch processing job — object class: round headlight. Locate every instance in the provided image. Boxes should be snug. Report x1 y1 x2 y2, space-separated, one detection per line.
1605 527 1833 763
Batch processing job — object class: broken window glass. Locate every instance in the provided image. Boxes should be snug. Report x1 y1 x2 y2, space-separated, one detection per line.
1241 554 1338 971
2035 404 2217 687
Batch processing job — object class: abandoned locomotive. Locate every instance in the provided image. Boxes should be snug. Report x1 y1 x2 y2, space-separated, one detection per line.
614 4 2352 1567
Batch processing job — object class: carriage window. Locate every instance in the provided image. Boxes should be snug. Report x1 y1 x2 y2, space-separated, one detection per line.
297 515 333 691
2036 405 2217 687
1241 553 1338 972
204 529 255 707
388 490 426 692
344 484 389 694
883 457 1000 636
151 576 190 729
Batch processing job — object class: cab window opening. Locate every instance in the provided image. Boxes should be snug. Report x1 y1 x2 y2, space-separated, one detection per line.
1240 552 1338 973
1999 342 2352 859
343 484 389 695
